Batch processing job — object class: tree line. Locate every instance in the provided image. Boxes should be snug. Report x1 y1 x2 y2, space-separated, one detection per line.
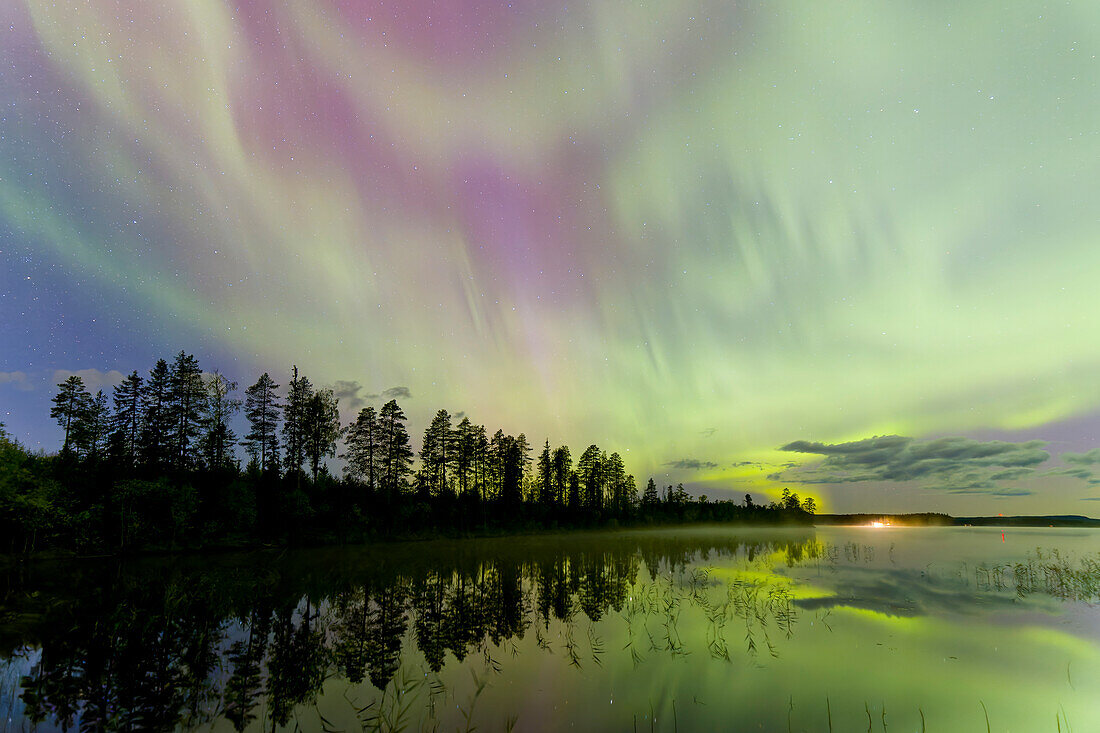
1 353 813 555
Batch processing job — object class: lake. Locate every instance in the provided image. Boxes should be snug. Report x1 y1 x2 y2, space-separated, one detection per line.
2 526 1098 731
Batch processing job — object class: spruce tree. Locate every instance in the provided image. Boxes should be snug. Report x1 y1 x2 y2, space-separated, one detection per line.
111 370 145 467
419 409 453 496
537 440 553 505
577 445 603 510
141 359 173 469
168 351 206 470
471 423 490 502
344 406 380 493
202 371 240 469
282 366 313 477
243 373 281 473
453 416 476 497
551 446 572 507
605 452 626 514
74 390 110 460
50 375 90 454
378 399 412 500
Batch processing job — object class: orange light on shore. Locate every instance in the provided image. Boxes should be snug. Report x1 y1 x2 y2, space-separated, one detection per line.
870 520 890 528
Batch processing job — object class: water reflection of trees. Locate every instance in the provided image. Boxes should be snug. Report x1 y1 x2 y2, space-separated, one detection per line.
0 531 817 731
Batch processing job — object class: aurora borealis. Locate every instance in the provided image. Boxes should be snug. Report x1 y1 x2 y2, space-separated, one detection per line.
3 0 1099 512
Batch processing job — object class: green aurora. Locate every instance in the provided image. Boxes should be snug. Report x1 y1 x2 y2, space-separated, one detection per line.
2 0 1099 512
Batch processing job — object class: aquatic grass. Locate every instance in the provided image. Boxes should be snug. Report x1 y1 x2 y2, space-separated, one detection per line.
977 549 1100 602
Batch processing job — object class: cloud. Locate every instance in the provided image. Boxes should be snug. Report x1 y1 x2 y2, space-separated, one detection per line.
1063 449 1100 466
52 369 126 393
700 427 717 437
990 488 1034 497
332 380 366 411
665 458 719 470
0 371 34 391
778 435 1051 495
948 487 1034 497
382 386 411 400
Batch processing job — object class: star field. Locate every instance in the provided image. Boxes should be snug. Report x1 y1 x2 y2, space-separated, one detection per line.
2 0 1099 512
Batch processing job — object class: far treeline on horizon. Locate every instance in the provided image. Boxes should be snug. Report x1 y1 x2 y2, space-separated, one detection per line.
0 351 826 556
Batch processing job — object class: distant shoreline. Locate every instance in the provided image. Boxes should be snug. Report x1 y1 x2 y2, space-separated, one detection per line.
815 513 1100 528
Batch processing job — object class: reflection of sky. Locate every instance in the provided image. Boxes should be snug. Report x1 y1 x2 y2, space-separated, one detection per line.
422 528 1100 731
299 527 1100 730
3 1 1100 514
0 648 40 727
3 528 1099 730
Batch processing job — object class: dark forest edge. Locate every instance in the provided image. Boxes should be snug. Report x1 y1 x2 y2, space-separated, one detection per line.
1 352 816 558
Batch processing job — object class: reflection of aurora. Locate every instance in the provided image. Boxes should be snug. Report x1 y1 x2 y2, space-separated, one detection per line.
3 528 1100 730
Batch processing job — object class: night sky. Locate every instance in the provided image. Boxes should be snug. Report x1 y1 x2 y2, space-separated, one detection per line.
2 1 1099 513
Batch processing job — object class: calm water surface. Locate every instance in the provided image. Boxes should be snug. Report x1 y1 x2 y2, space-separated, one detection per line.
2 526 1099 731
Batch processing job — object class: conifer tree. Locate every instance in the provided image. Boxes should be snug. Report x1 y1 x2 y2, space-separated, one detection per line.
453 416 476 497
344 406 380 493
471 423 490 501
419 409 453 496
74 390 110 460
577 445 603 510
624 474 637 512
243 373 281 473
537 440 554 505
282 366 313 477
202 371 240 470
168 351 206 470
643 478 659 506
141 359 173 469
488 429 507 502
378 399 412 500
303 388 340 481
551 446 572 507
604 452 626 513
50 375 90 454
110 371 145 467
567 471 581 510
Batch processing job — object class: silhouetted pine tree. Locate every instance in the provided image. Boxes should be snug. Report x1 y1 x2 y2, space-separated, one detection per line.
110 371 145 468
605 452 626 514
551 446 571 508
537 440 553 505
242 373 280 473
419 409 453 496
168 351 206 470
50 375 90 454
344 406 380 494
282 366 313 478
578 445 603 510
453 416 476 498
74 390 110 461
303 388 340 481
201 371 240 470
471 423 490 502
567 470 581 510
378 399 412 500
141 359 173 470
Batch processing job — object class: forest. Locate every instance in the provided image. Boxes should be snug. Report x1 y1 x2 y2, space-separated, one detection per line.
0 352 815 556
